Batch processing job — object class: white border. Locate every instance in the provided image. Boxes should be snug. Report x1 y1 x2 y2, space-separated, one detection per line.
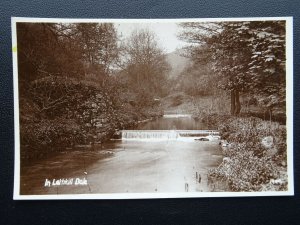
12 17 294 200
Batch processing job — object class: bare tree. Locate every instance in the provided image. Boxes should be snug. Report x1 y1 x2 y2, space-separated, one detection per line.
120 29 170 96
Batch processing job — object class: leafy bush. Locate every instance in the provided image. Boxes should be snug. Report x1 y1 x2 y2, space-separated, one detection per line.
21 118 83 149
218 117 286 158
209 143 278 191
207 116 287 191
20 75 164 159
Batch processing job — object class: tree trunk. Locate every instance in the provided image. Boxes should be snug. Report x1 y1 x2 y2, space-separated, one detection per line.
230 89 241 116
230 90 236 115
234 90 241 115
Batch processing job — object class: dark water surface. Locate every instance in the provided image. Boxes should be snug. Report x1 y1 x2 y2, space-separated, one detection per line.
20 117 223 195
136 116 208 130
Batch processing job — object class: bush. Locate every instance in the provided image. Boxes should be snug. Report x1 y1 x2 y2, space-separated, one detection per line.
209 143 278 191
20 75 164 159
207 116 287 191
218 117 286 158
20 118 83 150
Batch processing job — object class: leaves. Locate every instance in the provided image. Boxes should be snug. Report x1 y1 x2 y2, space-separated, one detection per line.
208 116 287 191
178 21 286 110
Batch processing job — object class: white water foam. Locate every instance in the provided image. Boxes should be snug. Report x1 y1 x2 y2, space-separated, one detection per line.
163 114 192 118
121 130 220 142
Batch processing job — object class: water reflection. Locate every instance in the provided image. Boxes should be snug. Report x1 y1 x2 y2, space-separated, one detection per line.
136 116 207 130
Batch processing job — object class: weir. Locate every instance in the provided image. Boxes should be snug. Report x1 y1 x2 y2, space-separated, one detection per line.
121 130 220 141
163 114 192 118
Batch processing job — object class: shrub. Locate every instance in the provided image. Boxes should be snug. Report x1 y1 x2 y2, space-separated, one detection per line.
218 117 286 159
20 75 164 159
209 143 278 191
207 116 287 191
20 118 83 149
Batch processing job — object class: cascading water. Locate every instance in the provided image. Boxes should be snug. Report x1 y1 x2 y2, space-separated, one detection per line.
122 130 179 140
121 130 220 141
163 114 192 118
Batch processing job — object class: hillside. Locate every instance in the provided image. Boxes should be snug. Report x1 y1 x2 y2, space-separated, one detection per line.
166 50 190 79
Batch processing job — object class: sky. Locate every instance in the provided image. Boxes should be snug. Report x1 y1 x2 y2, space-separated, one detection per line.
115 22 187 53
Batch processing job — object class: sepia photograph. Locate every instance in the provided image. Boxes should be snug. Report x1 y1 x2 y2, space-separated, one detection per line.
12 17 293 199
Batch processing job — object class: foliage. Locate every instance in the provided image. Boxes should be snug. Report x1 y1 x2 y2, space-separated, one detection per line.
207 116 287 191
20 77 115 148
178 21 286 115
218 117 286 157
17 22 119 85
209 144 279 191
74 23 119 75
119 29 171 97
17 23 83 83
21 118 82 149
17 23 166 158
177 62 217 96
26 77 85 118
19 75 163 158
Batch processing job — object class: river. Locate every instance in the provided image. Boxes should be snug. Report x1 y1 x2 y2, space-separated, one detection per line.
20 116 223 195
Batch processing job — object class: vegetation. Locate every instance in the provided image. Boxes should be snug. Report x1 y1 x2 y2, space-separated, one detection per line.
178 21 286 116
18 21 288 192
119 29 170 97
178 21 287 191
17 23 168 159
175 63 216 96
203 115 287 191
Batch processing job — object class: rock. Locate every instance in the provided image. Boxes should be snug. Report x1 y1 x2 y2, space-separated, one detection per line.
223 157 231 163
270 179 284 185
212 135 221 140
195 137 209 141
220 140 229 148
265 147 278 157
261 136 274 148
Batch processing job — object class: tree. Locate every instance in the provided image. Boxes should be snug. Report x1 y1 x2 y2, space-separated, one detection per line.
17 22 122 135
17 22 119 85
18 23 89 82
177 61 216 96
178 21 286 115
245 21 286 116
74 23 119 78
120 29 170 98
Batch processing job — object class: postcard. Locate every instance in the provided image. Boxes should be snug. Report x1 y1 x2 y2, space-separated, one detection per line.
12 17 293 199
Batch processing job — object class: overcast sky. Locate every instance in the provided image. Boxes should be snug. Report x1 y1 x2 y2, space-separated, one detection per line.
115 22 187 53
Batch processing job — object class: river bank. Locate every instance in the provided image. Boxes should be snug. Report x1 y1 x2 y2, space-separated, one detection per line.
21 109 163 160
20 77 164 160
198 113 288 192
